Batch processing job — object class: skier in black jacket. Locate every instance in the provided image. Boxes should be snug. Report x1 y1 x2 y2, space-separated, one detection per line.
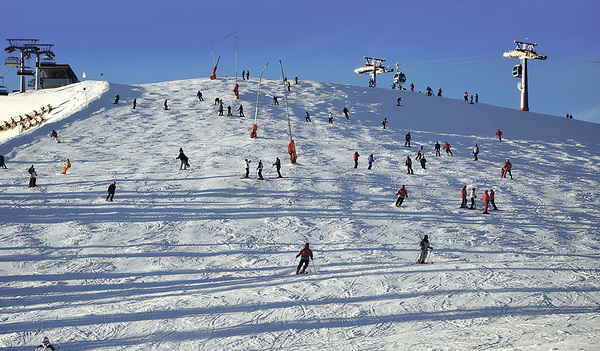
417 235 433 264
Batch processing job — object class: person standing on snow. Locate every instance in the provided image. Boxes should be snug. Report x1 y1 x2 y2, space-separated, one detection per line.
469 187 476 209
114 94 120 104
415 146 424 161
367 153 374 170
419 155 427 170
397 97 402 106
353 151 360 168
305 111 311 122
463 91 468 101
61 158 71 175
434 142 441 157
273 157 282 178
405 156 414 175
410 83 414 92
437 88 442 96
473 143 479 161
164 99 169 110
35 336 56 351
443 142 453 155
106 181 116 202
242 70 245 80
328 111 333 124
0 154 6 169
296 243 313 274
417 235 433 264
28 166 38 187
176 148 189 170
503 159 513 179
256 160 264 179
238 104 245 117
496 129 503 141
50 130 60 143
246 70 249 80
273 96 279 105
343 107 349 119
490 189 499 210
482 190 490 214
133 98 137 109
395 185 408 207
227 105 232 116
197 90 204 101
405 132 411 147
295 76 299 84
460 185 468 208
381 118 387 129
244 159 251 178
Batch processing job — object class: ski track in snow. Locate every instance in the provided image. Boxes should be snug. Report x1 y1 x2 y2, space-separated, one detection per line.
0 78 599 350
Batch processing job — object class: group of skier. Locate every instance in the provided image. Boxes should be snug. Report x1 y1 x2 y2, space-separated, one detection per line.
243 157 282 179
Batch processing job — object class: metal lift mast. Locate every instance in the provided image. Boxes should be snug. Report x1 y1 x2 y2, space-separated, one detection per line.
503 40 547 111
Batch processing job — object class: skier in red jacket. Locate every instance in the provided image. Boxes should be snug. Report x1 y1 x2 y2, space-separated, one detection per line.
443 142 453 155
503 159 513 179
482 190 490 214
460 185 468 208
296 243 313 274
496 129 503 141
395 185 408 207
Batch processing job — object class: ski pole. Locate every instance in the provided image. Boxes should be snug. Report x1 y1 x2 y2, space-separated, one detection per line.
426 249 433 263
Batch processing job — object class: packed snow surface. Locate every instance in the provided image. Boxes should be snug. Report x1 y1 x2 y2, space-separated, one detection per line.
0 78 599 350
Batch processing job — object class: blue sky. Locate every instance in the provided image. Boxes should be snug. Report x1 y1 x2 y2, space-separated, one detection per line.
2 0 599 123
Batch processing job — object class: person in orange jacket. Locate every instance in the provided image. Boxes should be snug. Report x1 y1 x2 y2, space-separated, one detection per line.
503 159 513 179
460 185 468 208
443 142 453 155
482 190 490 214
353 151 360 168
61 159 71 175
496 129 503 141
296 243 313 274
396 185 408 207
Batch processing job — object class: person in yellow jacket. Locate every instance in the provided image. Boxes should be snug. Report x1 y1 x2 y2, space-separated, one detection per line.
61 159 71 174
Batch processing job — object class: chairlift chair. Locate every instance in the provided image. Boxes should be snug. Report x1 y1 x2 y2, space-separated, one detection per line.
4 56 20 66
512 64 522 78
17 67 34 76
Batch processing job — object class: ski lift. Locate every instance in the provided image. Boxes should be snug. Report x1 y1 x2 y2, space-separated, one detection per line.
512 64 522 78
4 56 20 66
17 67 34 76
393 71 406 85
393 63 406 85
0 77 8 96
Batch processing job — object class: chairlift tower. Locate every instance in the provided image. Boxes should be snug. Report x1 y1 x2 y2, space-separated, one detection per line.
503 40 547 111
5 39 55 93
354 56 393 88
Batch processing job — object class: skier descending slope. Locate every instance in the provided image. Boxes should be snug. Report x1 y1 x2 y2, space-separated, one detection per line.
395 185 408 207
417 235 433 264
35 336 55 351
296 243 313 274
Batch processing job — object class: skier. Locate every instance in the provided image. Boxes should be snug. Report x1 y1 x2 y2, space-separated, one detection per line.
218 103 224 116
295 243 313 274
460 185 468 208
176 148 189 170
463 91 468 101
50 130 60 143
106 181 116 202
410 83 414 92
343 106 349 119
482 190 490 214
381 118 387 129
405 156 414 175
295 76 298 84
503 159 513 179
419 155 427 170
273 96 279 105
434 142 441 157
395 185 408 207
273 157 282 178
214 98 220 106
353 151 360 168
490 188 499 210
227 105 232 116
256 160 264 179
242 70 245 80
437 88 442 97
164 99 169 110
61 158 71 175
287 81 291 91
114 94 120 104
305 111 311 122
443 142 453 155
246 70 249 80
367 153 374 170
496 129 503 141
405 132 411 147
328 111 333 124
133 98 137 109
470 95 474 104
473 143 479 161
197 90 204 101
0 154 6 169
417 235 433 264
238 104 244 117
28 166 38 187
35 336 55 351
469 187 476 209
244 159 251 178
415 145 424 161
475 93 478 103
397 97 402 106
501 166 506 179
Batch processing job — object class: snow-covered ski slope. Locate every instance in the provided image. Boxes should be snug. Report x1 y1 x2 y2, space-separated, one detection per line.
0 78 599 350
